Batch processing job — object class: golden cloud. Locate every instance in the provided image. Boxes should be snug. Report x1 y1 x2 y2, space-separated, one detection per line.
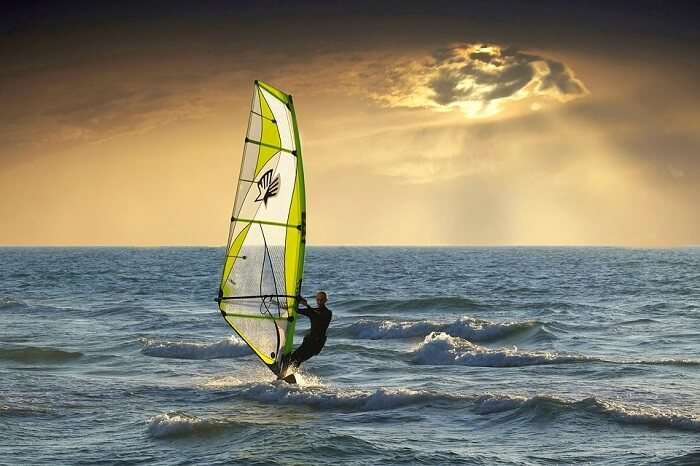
368 43 588 118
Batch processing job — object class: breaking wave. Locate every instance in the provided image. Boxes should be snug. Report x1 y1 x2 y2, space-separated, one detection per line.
475 394 700 432
206 381 700 432
0 346 83 363
338 317 547 342
147 412 245 438
412 332 590 367
410 333 700 368
237 384 467 411
140 337 251 360
584 398 700 431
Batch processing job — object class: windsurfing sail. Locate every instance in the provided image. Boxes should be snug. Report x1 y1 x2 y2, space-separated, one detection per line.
217 80 306 375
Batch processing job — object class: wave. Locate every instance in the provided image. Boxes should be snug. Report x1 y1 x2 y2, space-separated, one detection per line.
475 394 700 432
0 297 26 310
0 346 83 363
0 404 52 417
337 317 546 342
238 384 467 411
652 451 700 466
140 336 251 360
202 374 467 410
98 302 151 316
326 343 401 361
628 358 700 367
0 299 88 317
614 318 660 326
204 379 700 432
585 398 700 431
412 332 589 367
411 333 700 368
147 412 245 438
339 297 486 314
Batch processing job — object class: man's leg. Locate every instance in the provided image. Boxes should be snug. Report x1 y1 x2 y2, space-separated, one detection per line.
288 337 324 368
284 336 327 375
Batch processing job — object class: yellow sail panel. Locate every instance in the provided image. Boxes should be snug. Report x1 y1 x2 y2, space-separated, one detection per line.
254 144 280 177
218 81 306 374
283 95 305 354
258 80 290 105
221 224 251 290
258 87 275 120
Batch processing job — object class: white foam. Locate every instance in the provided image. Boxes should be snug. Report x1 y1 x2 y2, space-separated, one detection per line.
628 358 700 367
289 370 325 388
239 383 465 411
141 336 251 360
473 394 529 414
343 317 538 341
195 377 700 432
412 332 590 367
585 398 700 432
201 375 254 389
147 412 222 438
201 367 324 390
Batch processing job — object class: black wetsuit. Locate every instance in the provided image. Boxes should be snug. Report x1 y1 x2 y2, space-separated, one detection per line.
287 304 332 368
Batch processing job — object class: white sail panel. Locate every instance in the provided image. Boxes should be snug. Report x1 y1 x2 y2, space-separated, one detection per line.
259 87 295 151
247 112 262 141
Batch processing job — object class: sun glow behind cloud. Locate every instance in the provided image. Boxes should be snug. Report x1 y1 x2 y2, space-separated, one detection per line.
368 43 588 118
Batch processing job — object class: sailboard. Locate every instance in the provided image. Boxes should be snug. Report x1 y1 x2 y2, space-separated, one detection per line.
217 80 306 377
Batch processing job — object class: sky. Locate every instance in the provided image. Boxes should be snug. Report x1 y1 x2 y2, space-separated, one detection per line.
1 1 699 246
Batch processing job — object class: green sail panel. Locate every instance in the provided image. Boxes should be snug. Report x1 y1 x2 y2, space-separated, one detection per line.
219 81 306 374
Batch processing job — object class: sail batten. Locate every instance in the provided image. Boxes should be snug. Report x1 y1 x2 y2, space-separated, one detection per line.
218 81 306 374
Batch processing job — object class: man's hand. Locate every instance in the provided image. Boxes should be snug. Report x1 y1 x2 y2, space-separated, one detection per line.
299 297 308 306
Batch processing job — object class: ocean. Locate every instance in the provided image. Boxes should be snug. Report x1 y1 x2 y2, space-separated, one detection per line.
1 247 699 465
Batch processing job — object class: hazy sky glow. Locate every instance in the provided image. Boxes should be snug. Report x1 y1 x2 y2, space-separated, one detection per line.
1 1 699 246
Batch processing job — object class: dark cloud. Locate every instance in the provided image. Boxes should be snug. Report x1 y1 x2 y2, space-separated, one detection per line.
469 51 498 64
483 62 534 99
429 69 470 105
539 60 586 95
429 44 586 106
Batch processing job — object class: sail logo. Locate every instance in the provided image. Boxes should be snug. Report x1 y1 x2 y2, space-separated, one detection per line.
255 169 280 206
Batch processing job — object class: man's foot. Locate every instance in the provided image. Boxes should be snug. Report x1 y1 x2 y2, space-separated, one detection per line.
281 354 299 375
276 354 298 382
279 353 290 370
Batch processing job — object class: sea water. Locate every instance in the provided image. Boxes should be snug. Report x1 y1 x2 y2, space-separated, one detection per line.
1 247 699 465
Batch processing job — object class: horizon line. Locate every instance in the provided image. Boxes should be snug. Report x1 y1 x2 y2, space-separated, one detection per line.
0 244 698 249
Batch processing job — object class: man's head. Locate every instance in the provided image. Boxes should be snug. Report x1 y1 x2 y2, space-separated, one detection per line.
315 291 328 306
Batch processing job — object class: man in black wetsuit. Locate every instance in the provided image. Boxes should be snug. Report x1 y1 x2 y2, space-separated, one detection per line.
283 291 332 372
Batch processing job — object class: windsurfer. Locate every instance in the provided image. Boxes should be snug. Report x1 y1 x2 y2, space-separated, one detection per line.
282 291 332 374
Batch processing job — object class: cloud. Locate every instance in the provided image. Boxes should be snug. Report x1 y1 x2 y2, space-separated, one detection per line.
0 61 240 155
368 43 588 117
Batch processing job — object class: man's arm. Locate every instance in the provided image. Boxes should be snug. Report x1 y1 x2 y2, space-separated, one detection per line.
296 297 312 317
